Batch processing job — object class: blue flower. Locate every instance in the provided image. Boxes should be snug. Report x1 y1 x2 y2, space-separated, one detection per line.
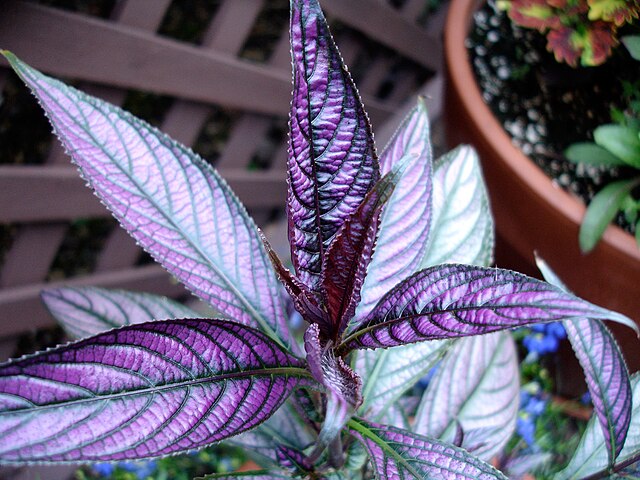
92 463 115 477
523 322 566 355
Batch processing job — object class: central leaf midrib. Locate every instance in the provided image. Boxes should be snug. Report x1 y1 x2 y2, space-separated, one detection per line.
1 367 311 416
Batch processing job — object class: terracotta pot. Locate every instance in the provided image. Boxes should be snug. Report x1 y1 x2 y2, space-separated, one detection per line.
443 0 640 371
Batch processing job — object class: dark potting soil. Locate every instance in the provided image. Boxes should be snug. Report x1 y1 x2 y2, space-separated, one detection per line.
467 0 640 234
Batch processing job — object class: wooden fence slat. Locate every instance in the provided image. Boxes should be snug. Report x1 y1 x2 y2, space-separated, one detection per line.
0 225 68 288
0 264 186 337
95 227 142 273
321 0 442 70
203 0 266 55
111 0 173 31
215 115 273 169
160 100 212 147
0 166 288 222
0 2 395 126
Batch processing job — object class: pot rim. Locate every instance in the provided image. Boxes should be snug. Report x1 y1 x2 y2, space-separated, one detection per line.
443 0 640 261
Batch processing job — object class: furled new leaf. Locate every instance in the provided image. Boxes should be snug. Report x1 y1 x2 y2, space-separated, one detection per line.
304 324 361 456
413 332 519 461
1 52 291 349
288 0 379 292
348 418 507 479
322 161 404 338
355 340 449 421
421 146 494 268
555 373 640 480
537 258 632 465
41 287 202 339
341 264 637 351
355 99 433 322
0 319 310 462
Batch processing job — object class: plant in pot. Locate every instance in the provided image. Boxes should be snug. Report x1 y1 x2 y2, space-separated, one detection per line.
1 0 640 478
443 0 640 372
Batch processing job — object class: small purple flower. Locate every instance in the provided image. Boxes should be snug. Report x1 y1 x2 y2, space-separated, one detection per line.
523 322 566 355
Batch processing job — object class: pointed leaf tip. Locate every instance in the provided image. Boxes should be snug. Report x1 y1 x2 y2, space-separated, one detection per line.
7 53 292 349
0 319 309 463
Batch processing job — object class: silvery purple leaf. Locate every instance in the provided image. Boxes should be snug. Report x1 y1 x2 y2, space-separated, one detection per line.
355 340 449 421
275 444 313 473
304 324 361 457
348 418 507 479
421 146 494 268
2 52 291 349
537 258 632 465
288 0 379 292
355 99 433 322
322 164 402 339
341 264 638 352
0 319 310 463
556 373 640 480
501 452 552 479
230 398 316 467
41 287 201 339
414 332 519 461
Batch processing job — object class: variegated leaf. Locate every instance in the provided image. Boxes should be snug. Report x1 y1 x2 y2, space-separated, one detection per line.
341 264 638 351
414 332 519 461
555 373 640 480
348 418 507 479
198 472 291 479
421 146 494 268
0 319 310 463
355 340 449 421
537 258 632 465
288 0 379 292
355 99 433 322
2 52 291 349
41 287 202 339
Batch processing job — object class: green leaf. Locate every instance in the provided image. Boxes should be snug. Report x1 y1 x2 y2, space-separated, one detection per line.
565 142 628 167
593 124 640 168
555 374 640 480
622 36 640 61
580 179 640 252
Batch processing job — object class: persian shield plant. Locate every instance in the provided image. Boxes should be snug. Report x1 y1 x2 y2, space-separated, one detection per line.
1 0 639 478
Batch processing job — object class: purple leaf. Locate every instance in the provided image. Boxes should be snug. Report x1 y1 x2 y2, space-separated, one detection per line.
557 373 640 480
41 287 202 339
565 319 632 464
348 418 507 479
322 164 403 339
230 398 316 467
2 52 291 349
0 319 310 463
355 99 433 322
341 264 638 351
288 0 379 292
275 444 313 472
304 324 361 456
536 258 632 465
414 332 519 461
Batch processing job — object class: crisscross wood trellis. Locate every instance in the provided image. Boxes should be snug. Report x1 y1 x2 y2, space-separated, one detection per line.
0 0 446 364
